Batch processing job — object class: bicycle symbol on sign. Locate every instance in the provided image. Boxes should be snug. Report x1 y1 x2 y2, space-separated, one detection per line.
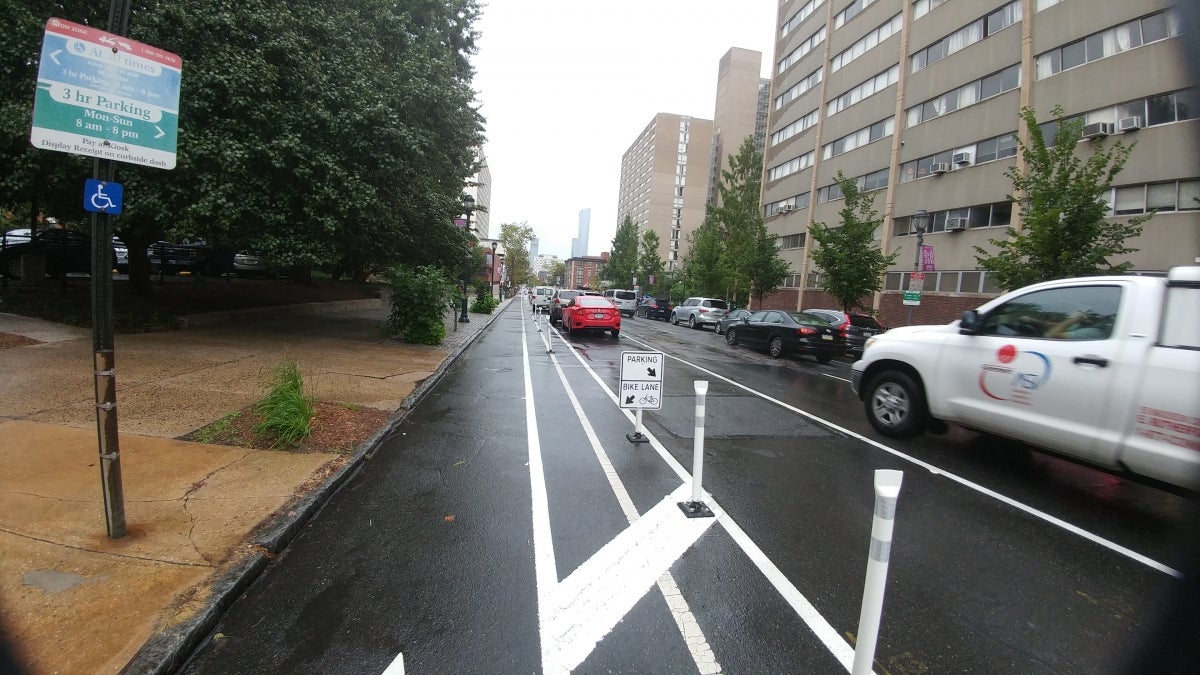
638 394 659 406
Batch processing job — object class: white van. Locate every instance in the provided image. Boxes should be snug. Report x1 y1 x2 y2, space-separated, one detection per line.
530 286 555 311
603 289 639 317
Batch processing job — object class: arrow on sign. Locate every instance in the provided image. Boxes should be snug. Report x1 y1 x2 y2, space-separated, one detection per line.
625 395 635 405
647 368 656 377
154 125 165 139
50 49 62 65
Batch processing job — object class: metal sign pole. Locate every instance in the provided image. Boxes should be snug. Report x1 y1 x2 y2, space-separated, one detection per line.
90 0 133 540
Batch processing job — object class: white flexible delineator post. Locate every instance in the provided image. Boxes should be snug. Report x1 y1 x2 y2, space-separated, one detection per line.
852 469 904 675
678 381 713 518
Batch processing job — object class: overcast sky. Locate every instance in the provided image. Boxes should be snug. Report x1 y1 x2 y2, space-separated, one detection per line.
471 0 777 260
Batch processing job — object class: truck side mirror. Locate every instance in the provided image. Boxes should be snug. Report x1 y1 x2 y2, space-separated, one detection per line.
959 310 982 334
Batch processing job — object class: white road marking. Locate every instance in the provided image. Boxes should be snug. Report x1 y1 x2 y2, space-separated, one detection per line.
542 318 721 673
381 653 404 674
621 333 1183 579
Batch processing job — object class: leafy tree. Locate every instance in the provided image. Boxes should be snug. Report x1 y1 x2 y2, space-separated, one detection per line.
604 214 640 287
808 172 898 312
2 0 485 294
499 221 535 295
637 229 664 295
548 260 565 286
746 228 791 309
677 218 725 298
975 106 1148 290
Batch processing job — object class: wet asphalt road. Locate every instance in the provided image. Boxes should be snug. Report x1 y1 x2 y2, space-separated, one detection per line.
180 301 1193 674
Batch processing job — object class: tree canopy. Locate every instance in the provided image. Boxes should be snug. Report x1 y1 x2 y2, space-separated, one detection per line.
1 0 485 292
603 215 640 287
498 221 535 291
975 105 1147 290
808 172 898 312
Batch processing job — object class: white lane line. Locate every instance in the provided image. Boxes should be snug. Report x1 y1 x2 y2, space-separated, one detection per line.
620 334 1183 579
558 333 861 672
544 328 721 673
547 488 718 672
381 652 404 674
520 311 564 674
824 373 851 382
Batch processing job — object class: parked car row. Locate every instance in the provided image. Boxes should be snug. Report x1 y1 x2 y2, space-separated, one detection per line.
2 228 279 279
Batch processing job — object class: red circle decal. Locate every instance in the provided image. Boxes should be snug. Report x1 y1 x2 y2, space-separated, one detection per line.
997 344 1017 363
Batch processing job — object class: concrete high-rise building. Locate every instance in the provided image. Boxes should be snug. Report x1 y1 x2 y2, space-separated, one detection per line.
572 208 591 258
617 114 715 272
709 47 772 206
468 149 492 239
762 0 1199 325
530 237 539 262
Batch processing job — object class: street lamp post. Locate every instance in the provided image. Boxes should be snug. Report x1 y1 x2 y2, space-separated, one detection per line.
905 209 930 326
490 240 498 300
459 194 475 323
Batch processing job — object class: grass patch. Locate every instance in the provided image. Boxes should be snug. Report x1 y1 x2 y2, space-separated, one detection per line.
192 412 240 444
254 360 315 449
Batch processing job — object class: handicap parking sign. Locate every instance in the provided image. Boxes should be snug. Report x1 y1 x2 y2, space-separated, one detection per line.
84 179 123 214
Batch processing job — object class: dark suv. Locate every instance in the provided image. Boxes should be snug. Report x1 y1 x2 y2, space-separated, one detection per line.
802 309 887 357
636 297 673 321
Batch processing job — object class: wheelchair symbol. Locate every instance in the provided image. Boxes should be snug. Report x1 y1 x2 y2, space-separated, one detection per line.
83 179 123 214
91 184 116 210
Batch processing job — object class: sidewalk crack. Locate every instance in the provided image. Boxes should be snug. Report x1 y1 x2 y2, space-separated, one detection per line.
181 451 252 565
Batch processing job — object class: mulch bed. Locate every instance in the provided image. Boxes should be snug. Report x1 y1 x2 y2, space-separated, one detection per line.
181 401 392 455
0 332 41 349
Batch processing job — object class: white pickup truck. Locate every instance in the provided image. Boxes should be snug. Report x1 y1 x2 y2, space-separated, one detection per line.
851 266 1200 492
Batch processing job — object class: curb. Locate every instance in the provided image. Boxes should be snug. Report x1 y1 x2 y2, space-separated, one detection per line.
118 298 515 675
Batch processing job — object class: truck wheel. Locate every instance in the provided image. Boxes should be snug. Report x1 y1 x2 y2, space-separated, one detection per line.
864 371 928 438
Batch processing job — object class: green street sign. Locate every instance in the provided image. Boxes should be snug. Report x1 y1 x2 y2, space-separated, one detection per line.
30 18 181 170
902 290 921 306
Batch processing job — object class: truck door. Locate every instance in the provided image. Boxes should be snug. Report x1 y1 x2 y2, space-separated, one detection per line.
937 283 1126 466
1117 271 1200 490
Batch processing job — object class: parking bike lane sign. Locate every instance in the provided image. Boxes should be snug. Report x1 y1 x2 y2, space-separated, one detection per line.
619 351 664 410
30 18 182 170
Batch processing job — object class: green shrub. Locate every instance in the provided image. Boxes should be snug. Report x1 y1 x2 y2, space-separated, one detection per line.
254 360 314 449
385 264 451 344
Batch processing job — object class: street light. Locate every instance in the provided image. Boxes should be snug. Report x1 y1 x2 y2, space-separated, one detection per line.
459 194 476 323
489 240 498 300
905 209 930 326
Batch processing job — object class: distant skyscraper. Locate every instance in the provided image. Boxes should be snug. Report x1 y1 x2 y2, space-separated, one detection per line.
572 209 591 258
616 114 714 272
530 237 539 261
467 149 492 238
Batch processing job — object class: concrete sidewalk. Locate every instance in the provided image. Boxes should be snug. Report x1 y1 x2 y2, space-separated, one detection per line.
0 297 513 674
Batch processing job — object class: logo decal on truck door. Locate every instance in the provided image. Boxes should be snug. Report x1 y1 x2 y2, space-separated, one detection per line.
979 345 1052 404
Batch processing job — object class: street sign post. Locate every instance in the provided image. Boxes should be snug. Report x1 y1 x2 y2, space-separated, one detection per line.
620 351 664 444
902 272 925 306
30 18 182 169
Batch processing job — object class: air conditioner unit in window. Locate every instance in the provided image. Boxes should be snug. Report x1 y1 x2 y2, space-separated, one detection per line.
1117 116 1143 132
952 152 972 165
930 162 951 175
1081 122 1114 139
779 205 795 214
946 217 968 231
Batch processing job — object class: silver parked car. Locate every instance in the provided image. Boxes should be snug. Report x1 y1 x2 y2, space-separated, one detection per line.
671 297 729 329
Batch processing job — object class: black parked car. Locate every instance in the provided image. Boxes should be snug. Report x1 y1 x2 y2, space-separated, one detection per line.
0 229 112 279
723 310 846 362
802 308 887 357
635 297 673 321
714 308 752 335
146 241 234 276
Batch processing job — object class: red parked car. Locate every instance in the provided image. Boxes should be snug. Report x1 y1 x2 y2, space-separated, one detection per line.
561 295 621 338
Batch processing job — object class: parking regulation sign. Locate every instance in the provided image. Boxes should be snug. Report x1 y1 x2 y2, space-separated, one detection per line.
619 351 664 410
30 18 182 170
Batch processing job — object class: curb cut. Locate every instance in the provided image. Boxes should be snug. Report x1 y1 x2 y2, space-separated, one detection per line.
118 299 515 675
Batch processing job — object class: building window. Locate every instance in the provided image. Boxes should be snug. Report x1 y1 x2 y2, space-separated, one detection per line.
828 65 899 116
777 233 806 249
893 201 1014 235
779 25 827 74
1035 11 1182 80
831 13 901 72
913 0 951 20
781 0 826 38
1108 179 1200 215
765 192 811 217
835 0 879 30
899 131 1017 182
907 64 1019 126
1036 0 1063 10
775 68 823 110
823 117 894 159
768 151 815 181
771 109 820 146
818 169 887 203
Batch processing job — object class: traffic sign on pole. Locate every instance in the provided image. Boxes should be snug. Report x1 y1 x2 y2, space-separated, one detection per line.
619 351 664 410
83 179 123 214
30 18 182 170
